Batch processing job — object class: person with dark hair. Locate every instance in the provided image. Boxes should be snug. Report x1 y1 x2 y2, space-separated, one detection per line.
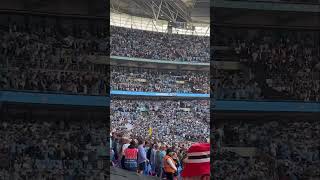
163 151 177 180
172 152 180 179
146 143 152 161
137 139 148 174
123 140 138 172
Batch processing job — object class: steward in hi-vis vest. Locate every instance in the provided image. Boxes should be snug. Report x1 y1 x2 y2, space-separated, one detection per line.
163 151 177 180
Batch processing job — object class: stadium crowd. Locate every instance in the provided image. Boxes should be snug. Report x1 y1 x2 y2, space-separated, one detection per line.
0 68 108 95
111 66 209 94
213 70 263 100
111 99 210 179
213 120 320 180
0 19 109 95
110 128 210 180
213 29 320 101
213 149 275 180
111 99 209 143
110 24 210 179
0 118 109 179
110 26 210 63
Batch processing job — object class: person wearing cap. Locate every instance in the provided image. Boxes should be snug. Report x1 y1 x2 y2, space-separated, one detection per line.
181 143 210 180
163 150 177 180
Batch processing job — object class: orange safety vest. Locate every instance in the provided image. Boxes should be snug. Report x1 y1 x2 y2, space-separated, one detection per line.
163 155 176 173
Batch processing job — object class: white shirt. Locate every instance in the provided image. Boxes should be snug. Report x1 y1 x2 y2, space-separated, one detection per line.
167 158 177 171
122 143 130 155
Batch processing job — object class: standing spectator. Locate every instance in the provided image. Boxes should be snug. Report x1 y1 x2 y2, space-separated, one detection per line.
120 137 131 168
123 140 138 172
150 144 158 176
163 150 178 180
137 139 148 174
159 145 168 178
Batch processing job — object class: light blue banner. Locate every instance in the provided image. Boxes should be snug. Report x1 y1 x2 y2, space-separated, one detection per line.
0 91 109 107
111 56 209 66
213 100 320 112
1 91 319 112
111 90 210 98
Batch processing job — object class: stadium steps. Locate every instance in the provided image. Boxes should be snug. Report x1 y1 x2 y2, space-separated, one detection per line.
110 166 159 180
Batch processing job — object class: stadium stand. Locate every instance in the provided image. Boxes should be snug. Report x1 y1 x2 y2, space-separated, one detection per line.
0 0 110 178
213 28 320 101
213 118 320 180
0 15 109 95
0 117 109 179
110 26 210 63
111 30 210 178
212 0 320 180
110 1 210 178
111 99 209 143
111 66 209 94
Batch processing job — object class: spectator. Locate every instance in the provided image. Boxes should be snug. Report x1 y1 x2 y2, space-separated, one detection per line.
111 26 209 63
123 140 139 172
137 139 148 174
163 150 178 180
213 28 320 101
112 66 209 94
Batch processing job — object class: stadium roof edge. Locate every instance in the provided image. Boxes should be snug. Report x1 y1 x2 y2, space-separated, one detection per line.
212 0 320 12
110 0 210 24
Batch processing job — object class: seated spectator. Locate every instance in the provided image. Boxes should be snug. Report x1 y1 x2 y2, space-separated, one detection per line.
111 66 209 94
213 29 319 101
110 26 209 63
0 118 109 179
111 99 210 144
0 18 109 96
213 120 320 180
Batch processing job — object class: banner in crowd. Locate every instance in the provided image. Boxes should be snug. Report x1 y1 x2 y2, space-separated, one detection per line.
111 90 209 97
